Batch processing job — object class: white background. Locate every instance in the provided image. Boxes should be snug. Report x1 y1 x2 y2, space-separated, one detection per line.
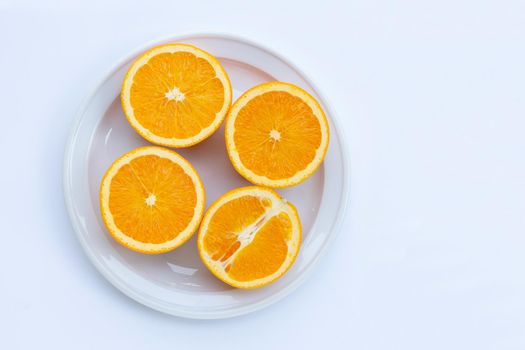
1 0 524 349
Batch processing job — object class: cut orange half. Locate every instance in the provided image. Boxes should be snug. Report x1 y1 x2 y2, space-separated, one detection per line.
225 82 329 188
121 43 232 147
198 186 301 288
100 146 205 254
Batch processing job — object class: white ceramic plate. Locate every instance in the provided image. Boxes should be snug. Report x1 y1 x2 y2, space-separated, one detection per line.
63 33 349 319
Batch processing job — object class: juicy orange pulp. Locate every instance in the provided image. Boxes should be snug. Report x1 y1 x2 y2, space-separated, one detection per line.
109 154 197 244
233 91 323 180
227 212 292 281
130 51 225 139
121 44 232 147
100 147 205 254
225 82 330 188
198 187 301 288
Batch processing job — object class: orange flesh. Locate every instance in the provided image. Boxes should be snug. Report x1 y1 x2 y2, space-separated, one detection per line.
202 195 292 281
233 91 322 179
203 195 269 260
130 52 225 139
108 155 197 243
228 213 291 281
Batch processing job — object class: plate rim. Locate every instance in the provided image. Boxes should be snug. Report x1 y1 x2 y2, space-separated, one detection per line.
63 32 351 319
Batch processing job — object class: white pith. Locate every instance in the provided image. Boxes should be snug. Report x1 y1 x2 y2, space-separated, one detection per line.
269 129 281 141
145 193 157 206
165 86 185 102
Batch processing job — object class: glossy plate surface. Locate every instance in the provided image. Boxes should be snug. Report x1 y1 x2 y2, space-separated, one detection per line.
63 33 349 319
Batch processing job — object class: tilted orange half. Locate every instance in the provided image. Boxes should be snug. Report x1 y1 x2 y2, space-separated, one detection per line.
225 82 329 188
198 186 301 288
121 43 232 147
100 146 205 254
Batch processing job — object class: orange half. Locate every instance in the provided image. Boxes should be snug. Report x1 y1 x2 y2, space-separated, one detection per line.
121 43 232 147
197 186 301 288
100 146 205 254
225 82 329 188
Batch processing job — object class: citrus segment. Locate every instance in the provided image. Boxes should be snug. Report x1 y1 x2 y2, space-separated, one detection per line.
100 146 205 254
228 213 292 282
198 187 301 288
122 44 232 147
225 82 329 188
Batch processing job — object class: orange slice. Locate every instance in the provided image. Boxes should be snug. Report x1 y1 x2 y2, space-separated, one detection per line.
197 186 301 288
100 146 205 254
121 43 232 147
225 82 329 188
